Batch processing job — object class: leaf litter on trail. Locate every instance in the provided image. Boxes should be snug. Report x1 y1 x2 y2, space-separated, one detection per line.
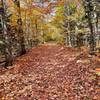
0 44 99 100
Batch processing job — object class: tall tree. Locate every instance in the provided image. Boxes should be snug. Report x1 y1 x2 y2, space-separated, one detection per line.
1 0 13 66
14 0 26 55
83 0 96 53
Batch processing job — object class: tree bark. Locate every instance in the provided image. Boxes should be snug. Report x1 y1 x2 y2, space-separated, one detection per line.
1 0 13 66
84 0 96 53
15 0 26 55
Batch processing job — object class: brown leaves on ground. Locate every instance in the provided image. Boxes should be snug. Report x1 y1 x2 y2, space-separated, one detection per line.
0 44 99 100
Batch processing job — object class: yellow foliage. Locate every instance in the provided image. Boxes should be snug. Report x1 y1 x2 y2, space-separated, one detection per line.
10 14 18 26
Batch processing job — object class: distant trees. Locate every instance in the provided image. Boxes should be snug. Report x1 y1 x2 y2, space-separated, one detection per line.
64 1 76 46
50 0 100 53
63 0 85 47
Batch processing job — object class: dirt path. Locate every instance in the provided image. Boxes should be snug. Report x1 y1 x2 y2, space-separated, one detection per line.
0 44 99 100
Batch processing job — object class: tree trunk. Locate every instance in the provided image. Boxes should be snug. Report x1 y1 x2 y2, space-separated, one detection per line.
87 14 95 52
85 0 96 54
96 12 99 34
16 0 26 55
1 0 13 66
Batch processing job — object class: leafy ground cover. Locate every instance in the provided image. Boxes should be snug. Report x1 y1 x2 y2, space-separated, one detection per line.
0 44 99 100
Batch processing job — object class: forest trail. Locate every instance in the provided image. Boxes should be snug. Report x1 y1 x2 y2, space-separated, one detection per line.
0 44 99 100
